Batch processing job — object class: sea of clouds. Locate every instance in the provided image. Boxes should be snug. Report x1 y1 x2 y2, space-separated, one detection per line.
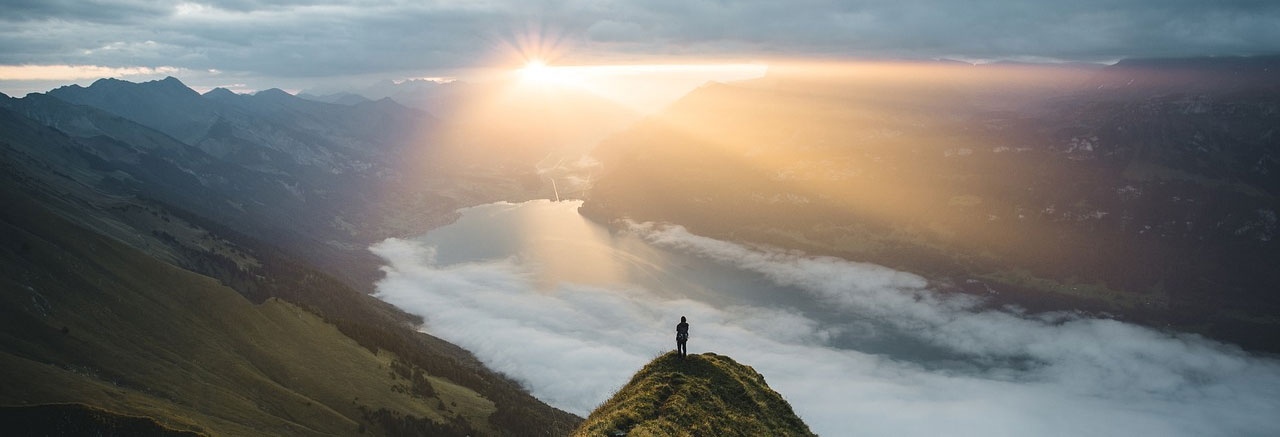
371 219 1280 436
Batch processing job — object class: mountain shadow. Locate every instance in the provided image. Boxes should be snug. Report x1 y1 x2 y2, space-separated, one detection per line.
0 404 204 437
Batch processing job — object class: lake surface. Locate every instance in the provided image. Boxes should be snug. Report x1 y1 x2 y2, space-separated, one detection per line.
372 200 1280 436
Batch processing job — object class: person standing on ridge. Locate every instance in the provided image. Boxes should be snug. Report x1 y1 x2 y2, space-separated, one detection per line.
675 316 689 357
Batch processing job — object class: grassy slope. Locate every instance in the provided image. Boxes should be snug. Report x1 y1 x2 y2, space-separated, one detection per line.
0 190 494 436
0 404 205 436
573 352 814 437
0 103 580 435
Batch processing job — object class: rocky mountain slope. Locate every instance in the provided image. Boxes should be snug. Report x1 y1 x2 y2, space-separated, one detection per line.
572 352 813 437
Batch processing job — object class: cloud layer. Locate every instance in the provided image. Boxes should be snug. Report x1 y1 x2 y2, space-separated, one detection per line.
2 1 1279 91
371 201 1280 436
0 64 179 80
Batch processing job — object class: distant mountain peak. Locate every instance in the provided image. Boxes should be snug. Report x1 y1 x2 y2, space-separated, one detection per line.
203 87 238 99
87 77 125 88
1092 54 1280 92
359 96 408 111
50 83 85 94
253 88 294 100
297 92 371 105
1109 54 1280 71
80 76 200 98
148 76 193 92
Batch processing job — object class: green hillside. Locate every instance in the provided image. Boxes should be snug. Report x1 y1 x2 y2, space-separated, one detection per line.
573 352 814 437
0 404 205 436
0 190 493 436
0 98 579 435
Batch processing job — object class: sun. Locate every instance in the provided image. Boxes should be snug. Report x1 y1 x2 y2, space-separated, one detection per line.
523 59 547 72
515 59 589 88
518 59 557 83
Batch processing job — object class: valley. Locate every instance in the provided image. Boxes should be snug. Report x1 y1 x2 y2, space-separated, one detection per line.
581 57 1280 351
2 55 1278 436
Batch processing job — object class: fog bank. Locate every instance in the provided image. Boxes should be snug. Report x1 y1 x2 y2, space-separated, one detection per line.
371 202 1280 436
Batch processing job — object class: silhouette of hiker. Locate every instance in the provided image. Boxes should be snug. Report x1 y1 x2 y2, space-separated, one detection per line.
676 316 689 357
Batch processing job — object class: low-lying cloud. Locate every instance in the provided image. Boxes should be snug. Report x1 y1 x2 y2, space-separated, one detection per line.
372 218 1280 436
0 64 180 81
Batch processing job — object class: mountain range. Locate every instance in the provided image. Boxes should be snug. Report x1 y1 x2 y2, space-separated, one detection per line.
582 56 1280 351
0 76 577 435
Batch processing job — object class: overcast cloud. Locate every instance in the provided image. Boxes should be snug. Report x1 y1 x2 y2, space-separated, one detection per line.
2 0 1279 94
370 203 1280 436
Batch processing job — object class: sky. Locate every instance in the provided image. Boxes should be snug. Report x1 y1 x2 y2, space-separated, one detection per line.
370 201 1280 437
2 0 1280 95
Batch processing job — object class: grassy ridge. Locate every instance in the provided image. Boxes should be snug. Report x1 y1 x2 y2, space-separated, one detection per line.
573 352 814 437
0 189 491 436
